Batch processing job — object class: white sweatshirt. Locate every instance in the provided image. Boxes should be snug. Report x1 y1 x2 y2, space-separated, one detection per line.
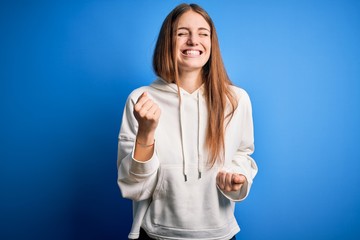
117 78 258 240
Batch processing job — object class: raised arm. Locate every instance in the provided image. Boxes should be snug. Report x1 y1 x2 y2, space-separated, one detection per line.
117 91 162 201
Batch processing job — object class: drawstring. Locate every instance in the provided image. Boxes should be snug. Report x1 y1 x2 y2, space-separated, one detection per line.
179 87 204 181
197 90 203 179
179 93 188 181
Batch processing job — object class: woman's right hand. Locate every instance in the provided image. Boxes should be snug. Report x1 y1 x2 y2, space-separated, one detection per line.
133 92 161 145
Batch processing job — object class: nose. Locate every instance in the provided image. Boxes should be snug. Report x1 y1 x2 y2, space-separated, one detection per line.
187 34 199 46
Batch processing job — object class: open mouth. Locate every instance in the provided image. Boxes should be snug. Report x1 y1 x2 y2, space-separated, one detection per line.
182 50 203 56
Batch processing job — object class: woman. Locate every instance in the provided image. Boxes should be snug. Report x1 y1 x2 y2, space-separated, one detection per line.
117 3 258 240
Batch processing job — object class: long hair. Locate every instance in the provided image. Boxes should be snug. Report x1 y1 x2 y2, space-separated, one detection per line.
153 3 238 167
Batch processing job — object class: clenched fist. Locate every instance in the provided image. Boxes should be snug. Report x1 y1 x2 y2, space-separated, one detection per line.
133 92 161 144
216 171 247 192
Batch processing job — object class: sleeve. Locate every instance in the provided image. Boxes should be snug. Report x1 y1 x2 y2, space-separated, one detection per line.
219 90 258 202
117 93 160 201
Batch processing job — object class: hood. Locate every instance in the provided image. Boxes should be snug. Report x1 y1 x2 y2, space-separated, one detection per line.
150 77 179 93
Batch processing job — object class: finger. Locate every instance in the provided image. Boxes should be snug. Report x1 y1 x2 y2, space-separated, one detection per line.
230 174 244 192
225 173 233 192
232 183 243 192
138 99 154 117
134 92 150 112
136 92 148 104
221 172 227 190
216 172 225 189
145 103 159 119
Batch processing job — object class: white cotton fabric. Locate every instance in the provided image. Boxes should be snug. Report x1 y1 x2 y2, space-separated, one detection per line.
117 78 258 240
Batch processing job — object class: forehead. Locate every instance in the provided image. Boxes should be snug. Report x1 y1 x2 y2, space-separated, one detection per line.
177 10 210 30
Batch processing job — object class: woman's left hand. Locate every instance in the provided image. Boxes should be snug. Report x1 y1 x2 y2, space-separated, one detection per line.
216 171 247 192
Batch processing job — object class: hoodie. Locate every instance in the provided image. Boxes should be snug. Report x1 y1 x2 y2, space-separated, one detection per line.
117 78 258 240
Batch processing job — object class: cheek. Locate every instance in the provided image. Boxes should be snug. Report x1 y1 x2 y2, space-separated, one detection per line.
176 38 187 47
203 40 211 52
205 43 211 56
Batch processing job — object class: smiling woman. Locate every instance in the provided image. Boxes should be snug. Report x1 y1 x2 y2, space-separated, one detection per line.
117 3 257 240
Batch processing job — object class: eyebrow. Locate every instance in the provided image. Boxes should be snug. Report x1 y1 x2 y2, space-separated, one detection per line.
177 27 211 32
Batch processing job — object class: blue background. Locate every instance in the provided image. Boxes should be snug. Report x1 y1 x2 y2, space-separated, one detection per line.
1 0 360 239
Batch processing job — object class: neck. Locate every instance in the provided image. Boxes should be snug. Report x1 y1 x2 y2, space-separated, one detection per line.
178 69 203 93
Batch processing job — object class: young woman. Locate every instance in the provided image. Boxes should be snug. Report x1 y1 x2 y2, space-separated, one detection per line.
117 3 258 240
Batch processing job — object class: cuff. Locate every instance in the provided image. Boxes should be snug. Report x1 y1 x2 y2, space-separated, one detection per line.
130 144 159 177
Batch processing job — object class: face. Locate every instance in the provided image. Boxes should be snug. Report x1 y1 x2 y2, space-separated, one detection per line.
175 10 211 74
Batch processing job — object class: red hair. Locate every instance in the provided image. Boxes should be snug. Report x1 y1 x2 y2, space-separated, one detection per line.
153 3 238 166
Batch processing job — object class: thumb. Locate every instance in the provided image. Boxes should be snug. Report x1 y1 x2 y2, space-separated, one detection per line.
232 174 246 184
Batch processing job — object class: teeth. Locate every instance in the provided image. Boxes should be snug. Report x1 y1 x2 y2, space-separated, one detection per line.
184 50 201 56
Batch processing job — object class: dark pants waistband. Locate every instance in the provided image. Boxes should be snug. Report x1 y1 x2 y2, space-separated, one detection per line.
138 228 236 240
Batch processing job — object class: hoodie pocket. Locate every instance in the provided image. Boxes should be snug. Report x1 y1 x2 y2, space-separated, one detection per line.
148 165 233 230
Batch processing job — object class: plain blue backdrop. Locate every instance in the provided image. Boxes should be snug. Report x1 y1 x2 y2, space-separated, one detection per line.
1 0 360 239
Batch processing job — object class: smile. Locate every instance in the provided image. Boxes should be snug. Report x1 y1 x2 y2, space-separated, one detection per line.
182 50 203 56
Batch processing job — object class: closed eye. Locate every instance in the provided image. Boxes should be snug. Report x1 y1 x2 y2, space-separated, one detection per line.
199 33 209 37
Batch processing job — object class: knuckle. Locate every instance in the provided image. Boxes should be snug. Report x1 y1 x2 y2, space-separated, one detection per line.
134 105 141 112
146 113 154 120
139 111 147 118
